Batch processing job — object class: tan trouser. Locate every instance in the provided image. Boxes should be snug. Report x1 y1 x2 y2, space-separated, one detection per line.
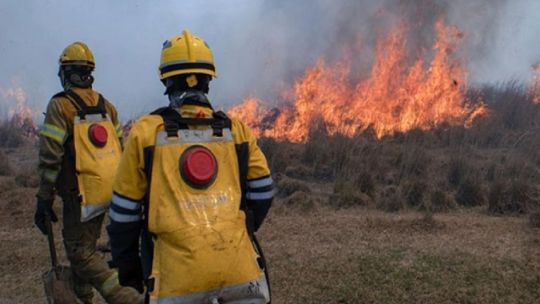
62 194 143 304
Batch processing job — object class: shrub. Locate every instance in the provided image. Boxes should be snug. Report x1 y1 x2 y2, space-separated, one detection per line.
530 211 540 228
448 157 469 187
401 179 428 208
284 191 318 211
455 178 485 207
355 171 376 198
397 145 430 181
330 179 371 208
488 179 531 214
0 122 25 148
378 185 404 212
429 189 456 212
0 150 11 176
276 178 311 198
284 164 313 180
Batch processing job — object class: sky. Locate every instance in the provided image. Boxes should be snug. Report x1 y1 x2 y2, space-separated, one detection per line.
0 0 539 120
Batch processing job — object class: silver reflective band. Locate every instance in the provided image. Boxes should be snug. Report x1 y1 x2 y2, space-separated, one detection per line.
41 123 67 143
43 169 60 183
246 190 274 201
149 275 269 304
81 202 109 222
248 176 273 189
75 113 112 124
112 194 141 211
156 129 233 145
109 209 141 223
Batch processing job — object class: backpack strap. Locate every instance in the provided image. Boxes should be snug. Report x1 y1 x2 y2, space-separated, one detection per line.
65 90 107 119
52 91 66 99
151 106 231 138
181 99 214 109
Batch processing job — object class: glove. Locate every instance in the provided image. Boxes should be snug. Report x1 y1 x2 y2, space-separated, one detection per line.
34 198 58 235
118 260 144 293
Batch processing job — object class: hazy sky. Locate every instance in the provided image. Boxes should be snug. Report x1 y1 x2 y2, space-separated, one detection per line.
1 0 539 120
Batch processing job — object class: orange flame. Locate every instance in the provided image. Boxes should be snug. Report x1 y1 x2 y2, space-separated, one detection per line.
229 19 487 142
529 63 540 104
0 81 38 138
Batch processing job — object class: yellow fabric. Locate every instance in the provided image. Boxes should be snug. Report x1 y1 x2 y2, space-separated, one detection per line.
51 88 121 133
40 123 67 144
37 87 121 200
113 106 271 300
59 41 95 68
114 111 270 200
148 137 262 299
74 114 122 222
99 271 121 297
159 29 216 79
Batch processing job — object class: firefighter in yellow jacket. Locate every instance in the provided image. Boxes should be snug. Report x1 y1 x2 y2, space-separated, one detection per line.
35 42 143 304
107 30 274 303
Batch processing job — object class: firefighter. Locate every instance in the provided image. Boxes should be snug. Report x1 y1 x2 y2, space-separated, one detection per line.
34 41 143 304
107 30 274 303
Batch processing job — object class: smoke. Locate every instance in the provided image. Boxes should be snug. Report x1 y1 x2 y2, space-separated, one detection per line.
0 0 539 120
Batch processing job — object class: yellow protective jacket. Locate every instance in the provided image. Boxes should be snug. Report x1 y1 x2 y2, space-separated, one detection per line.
108 102 273 303
37 87 123 202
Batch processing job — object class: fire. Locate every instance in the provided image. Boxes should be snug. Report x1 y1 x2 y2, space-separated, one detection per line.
229 19 487 142
0 81 38 138
529 63 540 104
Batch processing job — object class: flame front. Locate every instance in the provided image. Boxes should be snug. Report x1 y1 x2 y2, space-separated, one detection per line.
529 63 540 104
229 19 487 142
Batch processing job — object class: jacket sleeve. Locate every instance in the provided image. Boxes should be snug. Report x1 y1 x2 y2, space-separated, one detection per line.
37 99 68 200
243 123 274 232
107 121 147 267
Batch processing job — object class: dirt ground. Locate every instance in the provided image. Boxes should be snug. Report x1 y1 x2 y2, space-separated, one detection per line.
1 146 539 303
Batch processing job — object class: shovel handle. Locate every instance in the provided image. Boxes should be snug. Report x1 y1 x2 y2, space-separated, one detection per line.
45 213 58 268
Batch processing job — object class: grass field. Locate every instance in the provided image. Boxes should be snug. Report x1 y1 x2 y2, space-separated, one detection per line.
0 144 538 303
1 82 540 303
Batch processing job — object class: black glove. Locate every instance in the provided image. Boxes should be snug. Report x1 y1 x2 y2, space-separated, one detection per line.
34 198 58 235
118 260 144 293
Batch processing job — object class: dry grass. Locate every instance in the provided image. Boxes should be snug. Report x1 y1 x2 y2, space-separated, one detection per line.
2 82 540 303
259 206 540 304
1 143 539 303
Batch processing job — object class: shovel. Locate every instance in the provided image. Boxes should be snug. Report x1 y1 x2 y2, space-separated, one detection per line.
41 213 80 304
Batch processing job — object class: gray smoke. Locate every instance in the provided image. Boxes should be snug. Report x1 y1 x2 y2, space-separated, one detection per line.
0 0 539 120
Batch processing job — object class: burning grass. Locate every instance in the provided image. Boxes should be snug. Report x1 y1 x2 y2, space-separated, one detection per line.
263 82 540 217
230 19 487 142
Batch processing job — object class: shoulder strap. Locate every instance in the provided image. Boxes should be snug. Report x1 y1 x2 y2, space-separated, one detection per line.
65 90 107 119
181 99 214 109
151 106 232 138
52 91 66 99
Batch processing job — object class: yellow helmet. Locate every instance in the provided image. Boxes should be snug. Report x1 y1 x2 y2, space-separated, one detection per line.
159 30 216 80
59 42 95 69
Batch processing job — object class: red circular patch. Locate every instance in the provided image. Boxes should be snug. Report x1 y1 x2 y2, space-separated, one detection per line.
181 146 217 187
88 124 108 147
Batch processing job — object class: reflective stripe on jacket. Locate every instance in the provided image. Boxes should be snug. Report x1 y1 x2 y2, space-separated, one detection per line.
108 103 273 303
37 87 122 200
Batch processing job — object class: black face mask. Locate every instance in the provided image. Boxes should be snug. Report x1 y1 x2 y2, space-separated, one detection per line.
58 67 94 89
168 90 210 108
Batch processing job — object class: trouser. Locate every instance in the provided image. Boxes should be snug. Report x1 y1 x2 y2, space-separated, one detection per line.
62 194 144 304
